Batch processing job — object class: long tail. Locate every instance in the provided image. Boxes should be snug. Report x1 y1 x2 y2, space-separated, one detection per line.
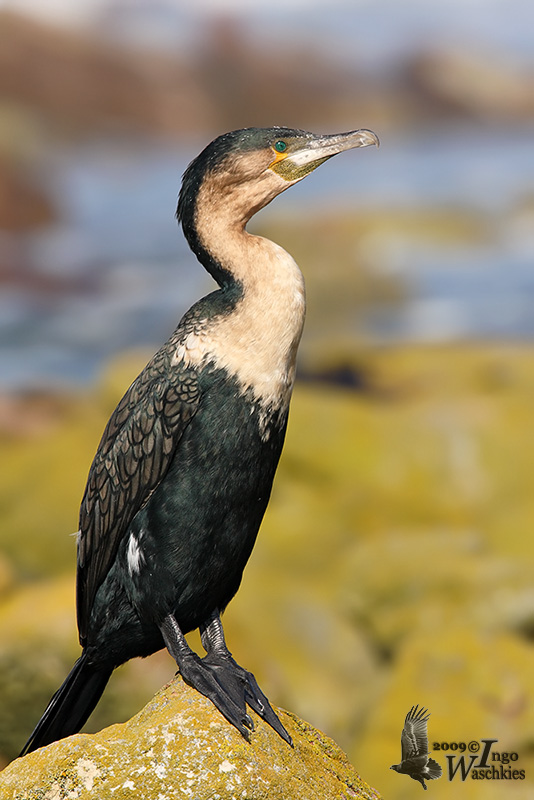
20 653 112 756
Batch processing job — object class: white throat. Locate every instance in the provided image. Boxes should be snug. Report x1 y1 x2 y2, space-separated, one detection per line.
174 228 306 412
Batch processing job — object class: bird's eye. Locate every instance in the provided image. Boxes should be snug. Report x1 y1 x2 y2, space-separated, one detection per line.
274 141 287 153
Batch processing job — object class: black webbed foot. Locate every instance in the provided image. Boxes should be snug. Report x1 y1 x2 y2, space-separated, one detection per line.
161 611 292 745
177 650 255 738
201 650 292 745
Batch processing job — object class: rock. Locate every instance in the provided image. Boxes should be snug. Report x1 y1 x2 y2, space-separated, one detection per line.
1 676 380 800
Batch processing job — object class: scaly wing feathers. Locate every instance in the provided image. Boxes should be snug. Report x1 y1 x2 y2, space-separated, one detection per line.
76 349 200 644
400 705 431 761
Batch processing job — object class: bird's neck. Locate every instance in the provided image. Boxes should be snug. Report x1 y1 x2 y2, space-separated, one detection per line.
182 193 306 412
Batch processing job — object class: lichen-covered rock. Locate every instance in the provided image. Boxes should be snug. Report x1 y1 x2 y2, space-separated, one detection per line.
0 676 380 800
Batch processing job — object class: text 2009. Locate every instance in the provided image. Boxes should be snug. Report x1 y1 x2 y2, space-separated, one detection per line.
433 742 468 752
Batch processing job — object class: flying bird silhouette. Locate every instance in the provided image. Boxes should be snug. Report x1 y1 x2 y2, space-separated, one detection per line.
390 705 442 790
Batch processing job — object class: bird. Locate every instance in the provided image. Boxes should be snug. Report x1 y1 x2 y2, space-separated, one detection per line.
20 125 379 756
390 705 443 789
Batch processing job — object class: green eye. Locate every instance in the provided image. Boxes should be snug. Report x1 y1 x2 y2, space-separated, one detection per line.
274 140 287 153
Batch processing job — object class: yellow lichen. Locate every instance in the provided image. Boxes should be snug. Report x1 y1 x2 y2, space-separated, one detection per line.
1 677 380 800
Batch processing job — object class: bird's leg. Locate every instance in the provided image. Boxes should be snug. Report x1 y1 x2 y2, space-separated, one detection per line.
160 613 254 738
161 612 291 744
199 610 292 745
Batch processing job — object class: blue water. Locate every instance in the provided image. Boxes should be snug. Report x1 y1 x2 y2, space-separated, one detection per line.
1 127 533 390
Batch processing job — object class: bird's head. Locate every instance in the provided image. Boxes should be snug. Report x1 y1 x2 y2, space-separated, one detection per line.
390 764 401 772
177 126 379 232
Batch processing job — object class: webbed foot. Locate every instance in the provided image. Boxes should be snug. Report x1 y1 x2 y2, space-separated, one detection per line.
201 650 292 744
161 612 292 745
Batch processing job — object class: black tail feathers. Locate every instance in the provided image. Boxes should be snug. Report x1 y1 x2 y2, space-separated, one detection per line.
426 758 443 780
20 653 112 756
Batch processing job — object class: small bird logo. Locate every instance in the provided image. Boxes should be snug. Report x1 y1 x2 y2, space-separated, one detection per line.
390 705 442 790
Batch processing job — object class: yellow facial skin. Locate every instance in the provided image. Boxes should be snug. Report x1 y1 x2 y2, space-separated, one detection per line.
269 148 331 182
268 129 379 183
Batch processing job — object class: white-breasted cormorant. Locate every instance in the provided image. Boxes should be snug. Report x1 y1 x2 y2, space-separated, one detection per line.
20 126 379 755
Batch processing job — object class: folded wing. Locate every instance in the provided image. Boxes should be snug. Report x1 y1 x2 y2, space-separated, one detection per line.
76 351 200 644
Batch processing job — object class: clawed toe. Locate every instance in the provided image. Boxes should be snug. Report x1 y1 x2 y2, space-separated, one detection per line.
243 669 292 745
181 652 292 745
162 612 292 745
178 653 254 737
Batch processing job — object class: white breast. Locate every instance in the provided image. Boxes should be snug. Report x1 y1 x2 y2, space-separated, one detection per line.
172 237 306 412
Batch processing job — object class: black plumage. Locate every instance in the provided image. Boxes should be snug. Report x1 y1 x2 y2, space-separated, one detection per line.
390 705 443 790
20 126 378 756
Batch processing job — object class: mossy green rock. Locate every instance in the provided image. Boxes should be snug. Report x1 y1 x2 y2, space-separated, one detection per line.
1 677 380 800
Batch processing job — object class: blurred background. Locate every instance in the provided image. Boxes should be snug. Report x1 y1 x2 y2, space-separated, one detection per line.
0 0 533 795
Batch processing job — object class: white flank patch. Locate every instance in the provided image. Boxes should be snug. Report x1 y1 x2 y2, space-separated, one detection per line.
127 532 144 575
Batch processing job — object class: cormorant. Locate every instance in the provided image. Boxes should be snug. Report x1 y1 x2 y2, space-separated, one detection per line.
390 705 443 789
20 126 379 756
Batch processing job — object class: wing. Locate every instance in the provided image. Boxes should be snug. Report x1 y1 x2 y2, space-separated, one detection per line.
400 705 431 760
76 349 200 645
